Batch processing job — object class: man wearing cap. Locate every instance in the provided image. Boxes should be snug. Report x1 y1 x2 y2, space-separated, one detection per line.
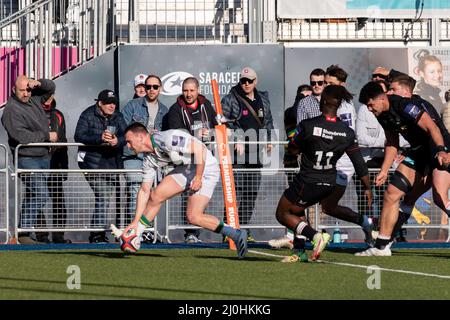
2 75 58 244
221 67 275 242
74 89 127 243
121 75 169 236
133 74 147 99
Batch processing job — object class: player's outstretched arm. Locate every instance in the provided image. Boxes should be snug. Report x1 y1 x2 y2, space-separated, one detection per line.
416 112 448 166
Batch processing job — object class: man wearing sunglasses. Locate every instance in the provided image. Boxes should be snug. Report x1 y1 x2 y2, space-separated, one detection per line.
2 75 58 244
371 67 390 82
296 69 326 125
221 67 275 242
121 75 169 240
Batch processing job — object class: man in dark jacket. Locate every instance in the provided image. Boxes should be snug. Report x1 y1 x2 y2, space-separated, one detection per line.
166 77 218 243
35 95 71 244
221 67 275 242
74 89 127 243
1 76 58 244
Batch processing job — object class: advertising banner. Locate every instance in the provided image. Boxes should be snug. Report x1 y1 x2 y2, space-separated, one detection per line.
277 0 450 19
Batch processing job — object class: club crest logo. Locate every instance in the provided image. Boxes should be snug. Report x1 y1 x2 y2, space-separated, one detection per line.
160 71 194 96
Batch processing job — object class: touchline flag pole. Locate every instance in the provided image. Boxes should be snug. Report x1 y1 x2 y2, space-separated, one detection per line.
211 79 240 251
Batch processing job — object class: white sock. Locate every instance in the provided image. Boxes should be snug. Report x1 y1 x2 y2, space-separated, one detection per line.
295 221 308 236
137 221 147 236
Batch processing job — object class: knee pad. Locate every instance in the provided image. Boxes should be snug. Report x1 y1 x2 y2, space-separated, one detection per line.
390 171 413 194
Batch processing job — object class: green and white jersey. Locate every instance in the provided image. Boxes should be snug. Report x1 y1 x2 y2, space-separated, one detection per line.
142 129 217 182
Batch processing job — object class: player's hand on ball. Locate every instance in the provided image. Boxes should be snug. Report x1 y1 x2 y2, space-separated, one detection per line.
124 220 138 235
190 176 202 192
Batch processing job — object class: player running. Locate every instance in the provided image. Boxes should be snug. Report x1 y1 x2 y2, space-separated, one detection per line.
111 123 248 259
276 85 372 262
356 81 450 256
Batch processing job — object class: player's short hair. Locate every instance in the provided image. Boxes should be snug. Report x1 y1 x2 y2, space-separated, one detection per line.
124 122 148 135
325 64 348 82
320 85 353 111
389 74 416 94
359 82 386 105
182 77 199 89
310 68 325 78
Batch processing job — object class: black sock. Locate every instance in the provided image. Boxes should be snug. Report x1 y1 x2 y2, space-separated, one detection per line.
375 237 390 249
296 221 317 240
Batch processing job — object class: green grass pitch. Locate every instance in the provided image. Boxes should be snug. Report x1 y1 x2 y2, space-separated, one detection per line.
0 248 449 299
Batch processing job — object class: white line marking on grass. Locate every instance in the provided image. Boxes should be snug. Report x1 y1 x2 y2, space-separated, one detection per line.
248 250 450 280
248 249 283 259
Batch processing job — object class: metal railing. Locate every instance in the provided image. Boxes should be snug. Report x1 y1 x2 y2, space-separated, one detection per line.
115 0 249 44
165 167 294 242
0 0 113 106
0 144 8 243
277 18 431 43
7 142 450 243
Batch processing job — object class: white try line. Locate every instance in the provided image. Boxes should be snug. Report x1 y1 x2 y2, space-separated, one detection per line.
248 249 450 280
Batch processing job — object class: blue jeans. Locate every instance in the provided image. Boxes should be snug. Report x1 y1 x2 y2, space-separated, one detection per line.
85 173 117 227
18 155 50 229
123 158 143 222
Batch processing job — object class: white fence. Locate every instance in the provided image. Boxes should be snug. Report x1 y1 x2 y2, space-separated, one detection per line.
13 143 158 241
6 142 450 243
0 144 8 242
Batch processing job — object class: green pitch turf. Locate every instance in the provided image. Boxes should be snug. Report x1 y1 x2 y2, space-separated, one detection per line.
0 248 449 299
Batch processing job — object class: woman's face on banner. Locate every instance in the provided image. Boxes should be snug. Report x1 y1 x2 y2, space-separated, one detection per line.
420 61 443 87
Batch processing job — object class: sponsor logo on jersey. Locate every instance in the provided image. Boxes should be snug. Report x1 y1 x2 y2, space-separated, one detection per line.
339 113 353 127
172 135 186 147
313 127 323 137
404 103 421 120
313 127 346 140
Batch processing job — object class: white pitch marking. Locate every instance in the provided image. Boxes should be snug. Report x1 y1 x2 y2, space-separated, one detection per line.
248 250 450 280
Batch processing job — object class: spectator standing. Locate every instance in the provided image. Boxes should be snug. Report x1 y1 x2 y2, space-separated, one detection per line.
371 67 390 82
121 75 169 241
166 77 217 243
283 84 312 170
133 74 148 99
1 76 58 244
221 67 275 242
296 69 326 124
74 89 127 243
